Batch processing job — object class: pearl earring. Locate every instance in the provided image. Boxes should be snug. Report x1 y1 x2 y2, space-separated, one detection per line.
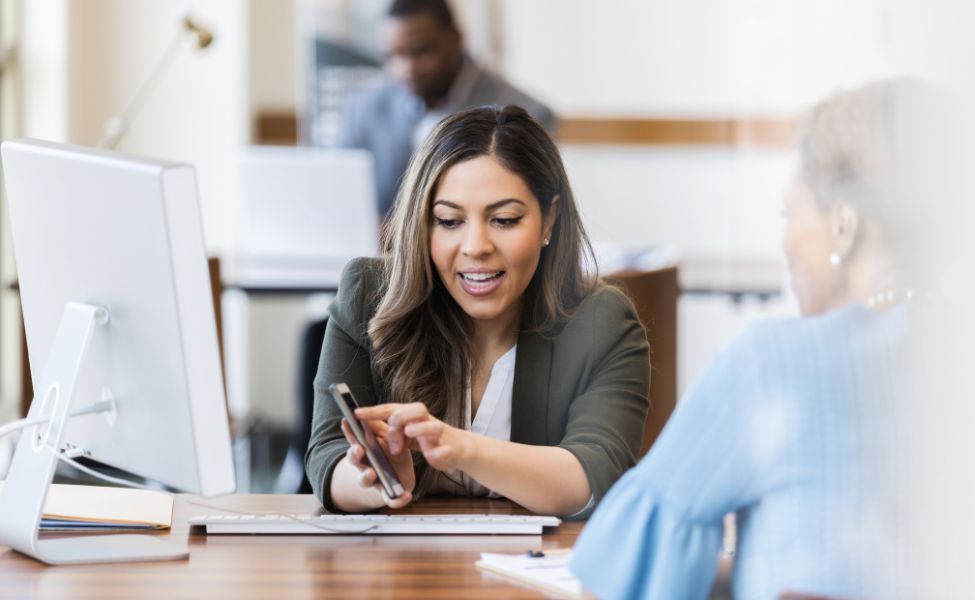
829 252 842 267
542 238 550 247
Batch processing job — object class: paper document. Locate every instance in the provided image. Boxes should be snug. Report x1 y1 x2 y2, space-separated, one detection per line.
476 549 583 599
0 481 174 531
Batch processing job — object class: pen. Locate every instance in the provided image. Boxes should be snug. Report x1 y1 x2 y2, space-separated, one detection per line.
525 548 573 558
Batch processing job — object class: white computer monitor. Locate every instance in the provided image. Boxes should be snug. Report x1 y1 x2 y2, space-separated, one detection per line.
0 139 235 565
228 146 379 289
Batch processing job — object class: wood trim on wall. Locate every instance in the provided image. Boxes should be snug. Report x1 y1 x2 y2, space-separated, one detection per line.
558 117 796 147
254 110 300 145
254 110 795 147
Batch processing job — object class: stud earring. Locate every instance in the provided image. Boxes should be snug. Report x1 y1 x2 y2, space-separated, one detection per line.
542 238 550 247
829 252 843 267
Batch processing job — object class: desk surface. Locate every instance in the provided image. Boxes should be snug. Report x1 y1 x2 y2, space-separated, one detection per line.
0 494 583 599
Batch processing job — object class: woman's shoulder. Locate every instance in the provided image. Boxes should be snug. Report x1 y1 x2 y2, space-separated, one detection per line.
739 304 873 351
551 284 646 355
568 283 641 328
329 257 386 340
704 305 878 390
339 256 385 288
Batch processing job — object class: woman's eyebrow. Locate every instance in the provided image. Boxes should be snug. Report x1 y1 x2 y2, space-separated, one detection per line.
433 200 462 209
432 198 526 210
486 198 527 210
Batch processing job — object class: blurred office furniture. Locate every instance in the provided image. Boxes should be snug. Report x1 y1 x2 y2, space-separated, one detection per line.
605 266 679 456
284 316 329 493
225 147 378 291
679 258 782 304
98 16 215 150
603 259 782 457
221 147 378 491
252 110 299 146
222 146 376 481
18 258 225 418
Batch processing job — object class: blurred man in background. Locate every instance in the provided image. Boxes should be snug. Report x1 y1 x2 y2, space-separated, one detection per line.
338 0 557 219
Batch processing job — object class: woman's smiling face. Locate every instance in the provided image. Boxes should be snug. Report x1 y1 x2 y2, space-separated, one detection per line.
429 155 557 329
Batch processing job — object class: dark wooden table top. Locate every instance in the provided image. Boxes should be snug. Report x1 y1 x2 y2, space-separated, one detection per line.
0 494 583 599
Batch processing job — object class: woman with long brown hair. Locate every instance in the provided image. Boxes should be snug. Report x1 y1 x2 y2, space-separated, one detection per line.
305 105 651 517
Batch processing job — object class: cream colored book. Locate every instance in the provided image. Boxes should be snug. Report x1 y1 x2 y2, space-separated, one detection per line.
0 481 174 530
476 549 584 599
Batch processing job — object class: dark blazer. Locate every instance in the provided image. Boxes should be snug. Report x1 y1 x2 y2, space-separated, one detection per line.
305 257 650 519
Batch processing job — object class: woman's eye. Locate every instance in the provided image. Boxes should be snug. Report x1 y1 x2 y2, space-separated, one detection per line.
435 217 462 229
493 217 522 228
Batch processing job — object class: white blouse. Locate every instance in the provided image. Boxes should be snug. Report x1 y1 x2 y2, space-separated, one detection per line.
429 345 516 497
465 344 516 441
428 343 594 517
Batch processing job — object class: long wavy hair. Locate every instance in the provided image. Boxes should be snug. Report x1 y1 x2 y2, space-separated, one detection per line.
367 105 597 489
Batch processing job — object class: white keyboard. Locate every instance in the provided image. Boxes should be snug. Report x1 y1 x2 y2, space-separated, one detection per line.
189 513 561 535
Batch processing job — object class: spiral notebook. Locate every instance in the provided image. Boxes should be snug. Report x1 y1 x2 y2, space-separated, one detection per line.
0 481 174 531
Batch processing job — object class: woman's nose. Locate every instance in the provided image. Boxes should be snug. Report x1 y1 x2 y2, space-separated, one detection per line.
461 222 494 257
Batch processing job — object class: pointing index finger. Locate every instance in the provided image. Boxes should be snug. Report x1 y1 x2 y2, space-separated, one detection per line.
354 404 397 420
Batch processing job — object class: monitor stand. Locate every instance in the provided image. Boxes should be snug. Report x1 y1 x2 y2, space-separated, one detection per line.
0 302 188 565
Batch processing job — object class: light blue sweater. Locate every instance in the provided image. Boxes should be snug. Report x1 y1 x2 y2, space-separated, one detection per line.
571 304 909 600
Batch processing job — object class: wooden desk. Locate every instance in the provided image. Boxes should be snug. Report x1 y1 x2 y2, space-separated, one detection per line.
0 495 582 599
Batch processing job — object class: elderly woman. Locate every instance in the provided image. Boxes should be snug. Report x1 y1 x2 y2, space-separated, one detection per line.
570 80 958 599
305 105 650 518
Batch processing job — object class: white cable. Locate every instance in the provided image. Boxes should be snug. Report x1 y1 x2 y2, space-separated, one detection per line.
0 415 50 439
181 497 378 534
48 447 153 490
0 399 116 441
69 399 115 418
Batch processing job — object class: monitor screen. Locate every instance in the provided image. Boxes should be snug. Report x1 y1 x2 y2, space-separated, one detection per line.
228 145 379 289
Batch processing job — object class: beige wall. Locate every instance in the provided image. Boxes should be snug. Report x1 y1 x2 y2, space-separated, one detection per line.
64 1 248 255
249 0 297 112
2 0 250 425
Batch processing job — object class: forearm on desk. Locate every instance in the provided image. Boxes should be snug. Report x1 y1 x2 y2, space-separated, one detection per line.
456 432 591 517
328 438 590 515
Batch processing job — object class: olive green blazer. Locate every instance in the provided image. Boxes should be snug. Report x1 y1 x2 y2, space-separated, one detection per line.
305 257 651 519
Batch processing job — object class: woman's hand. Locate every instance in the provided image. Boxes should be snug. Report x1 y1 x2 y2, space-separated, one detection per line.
340 417 415 508
355 403 475 472
353 403 593 516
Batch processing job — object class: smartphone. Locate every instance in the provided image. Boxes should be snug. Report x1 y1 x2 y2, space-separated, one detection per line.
328 383 405 499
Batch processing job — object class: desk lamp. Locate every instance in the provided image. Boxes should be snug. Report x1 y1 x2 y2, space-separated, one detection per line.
96 17 214 150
